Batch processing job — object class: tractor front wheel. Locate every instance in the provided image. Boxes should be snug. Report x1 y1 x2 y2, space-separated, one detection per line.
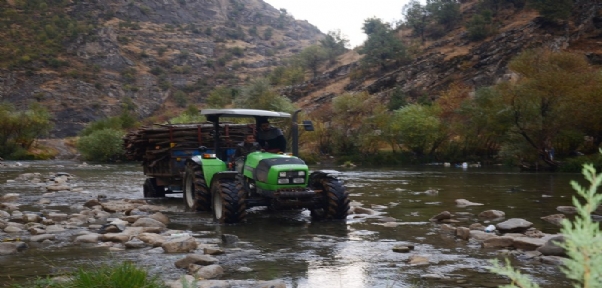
212 178 247 224
309 172 350 220
183 162 210 211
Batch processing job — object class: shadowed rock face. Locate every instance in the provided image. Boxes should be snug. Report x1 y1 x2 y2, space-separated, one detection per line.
0 0 323 137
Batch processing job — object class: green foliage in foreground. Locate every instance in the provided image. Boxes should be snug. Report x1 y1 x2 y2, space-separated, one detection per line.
490 162 602 287
17 261 166 288
77 128 125 162
0 102 53 159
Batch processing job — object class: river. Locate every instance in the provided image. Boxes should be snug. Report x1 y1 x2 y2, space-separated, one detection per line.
0 160 580 287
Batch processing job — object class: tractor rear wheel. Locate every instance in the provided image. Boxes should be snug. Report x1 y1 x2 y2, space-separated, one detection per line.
143 178 166 198
183 163 210 211
212 178 247 224
309 172 350 220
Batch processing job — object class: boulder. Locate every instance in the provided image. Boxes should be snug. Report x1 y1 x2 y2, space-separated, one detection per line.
455 227 471 240
482 236 514 248
132 218 166 228
74 233 101 244
175 254 219 268
221 234 239 245
455 199 484 206
429 211 452 222
540 214 566 227
511 237 547 251
0 242 27 255
556 206 578 214
30 234 56 242
469 230 499 241
162 236 197 253
478 210 505 219
138 232 167 247
189 264 223 279
495 218 533 233
149 212 170 225
536 236 566 256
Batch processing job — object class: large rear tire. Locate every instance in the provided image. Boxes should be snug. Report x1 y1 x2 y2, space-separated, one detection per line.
212 178 247 224
309 172 350 220
183 162 210 211
143 178 166 198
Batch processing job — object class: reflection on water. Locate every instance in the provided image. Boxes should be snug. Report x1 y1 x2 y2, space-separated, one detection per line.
0 161 578 287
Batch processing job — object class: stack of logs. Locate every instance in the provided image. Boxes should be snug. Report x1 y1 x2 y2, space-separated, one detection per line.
123 123 254 161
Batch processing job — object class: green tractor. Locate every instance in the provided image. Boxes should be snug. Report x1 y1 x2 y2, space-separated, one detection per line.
182 109 350 224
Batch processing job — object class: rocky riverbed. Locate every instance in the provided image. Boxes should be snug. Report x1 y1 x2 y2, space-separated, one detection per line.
1 161 592 287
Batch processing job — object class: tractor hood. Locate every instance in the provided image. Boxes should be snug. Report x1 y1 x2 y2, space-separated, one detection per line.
243 152 308 188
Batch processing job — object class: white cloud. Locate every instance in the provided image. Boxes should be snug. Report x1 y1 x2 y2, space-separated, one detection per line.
263 0 413 48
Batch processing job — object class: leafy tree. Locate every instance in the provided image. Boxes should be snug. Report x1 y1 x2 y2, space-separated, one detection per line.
465 11 494 41
392 104 444 156
234 78 295 112
173 90 188 108
495 49 602 169
297 45 326 77
359 18 408 71
319 30 349 64
425 0 462 31
528 0 574 22
402 0 428 41
206 86 235 108
330 92 374 155
77 128 125 162
0 102 53 158
387 87 408 111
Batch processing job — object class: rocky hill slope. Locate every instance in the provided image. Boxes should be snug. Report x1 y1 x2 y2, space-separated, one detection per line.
0 0 322 137
289 0 602 112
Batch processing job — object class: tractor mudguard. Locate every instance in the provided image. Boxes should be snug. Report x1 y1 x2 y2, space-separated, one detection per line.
188 155 228 186
209 171 238 186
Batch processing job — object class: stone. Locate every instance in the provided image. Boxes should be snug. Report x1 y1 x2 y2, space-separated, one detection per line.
0 193 19 202
455 199 483 206
478 210 505 219
469 230 498 241
540 214 566 227
175 254 219 268
162 236 197 253
440 223 457 234
46 185 70 191
482 236 514 248
537 236 566 256
74 233 100 244
149 212 170 225
30 234 56 242
541 255 566 265
47 212 68 222
125 238 147 249
137 233 166 247
408 255 429 265
392 246 412 253
556 206 578 214
100 233 131 243
190 264 223 279
469 223 486 231
221 234 239 245
495 218 533 233
430 211 452 222
204 247 224 255
0 242 28 255
511 237 547 251
455 227 471 240
132 218 166 228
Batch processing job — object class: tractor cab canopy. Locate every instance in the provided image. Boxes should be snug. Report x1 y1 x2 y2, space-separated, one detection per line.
201 109 291 123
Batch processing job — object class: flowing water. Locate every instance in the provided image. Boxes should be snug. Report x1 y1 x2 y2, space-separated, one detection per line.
0 160 580 287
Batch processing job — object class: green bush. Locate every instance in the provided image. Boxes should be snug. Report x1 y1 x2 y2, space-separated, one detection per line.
16 261 165 288
77 128 125 162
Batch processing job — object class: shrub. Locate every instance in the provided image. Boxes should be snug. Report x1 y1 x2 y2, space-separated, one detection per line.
77 128 125 162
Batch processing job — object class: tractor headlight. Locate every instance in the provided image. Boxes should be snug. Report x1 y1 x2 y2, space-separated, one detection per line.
279 172 287 177
278 178 290 184
298 171 305 176
292 178 305 184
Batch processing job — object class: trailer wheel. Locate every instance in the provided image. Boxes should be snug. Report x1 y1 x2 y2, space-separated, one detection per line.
309 172 349 220
212 178 247 224
183 163 210 211
143 178 166 198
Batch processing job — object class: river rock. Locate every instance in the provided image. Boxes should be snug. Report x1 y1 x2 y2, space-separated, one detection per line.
46 185 70 191
0 242 28 255
541 255 566 265
100 233 131 243
101 201 137 213
0 203 19 211
125 238 147 249
478 210 505 219
541 214 566 227
28 227 46 235
132 217 166 228
222 234 239 245
440 223 457 234
469 230 498 241
46 225 66 233
175 254 219 268
138 232 167 247
495 218 533 233
421 273 445 279
482 236 514 248
0 193 19 202
392 245 412 253
0 210 10 219
455 199 483 206
204 247 224 255
30 234 56 242
536 236 566 256
4 225 22 233
511 236 547 251
122 215 144 223
351 206 378 215
455 227 471 240
84 199 101 208
162 235 197 253
407 255 429 265
556 206 578 214
190 264 223 279
74 233 101 244
430 211 452 222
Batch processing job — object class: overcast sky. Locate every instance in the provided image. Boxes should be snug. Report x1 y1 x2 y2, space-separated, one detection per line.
263 0 416 48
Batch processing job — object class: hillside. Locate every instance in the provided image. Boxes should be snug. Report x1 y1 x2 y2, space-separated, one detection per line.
0 0 323 137
289 0 602 113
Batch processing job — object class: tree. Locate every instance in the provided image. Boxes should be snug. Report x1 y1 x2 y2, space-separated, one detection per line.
206 86 235 108
319 30 349 64
359 18 408 71
234 78 296 112
425 0 461 31
495 49 602 169
402 0 428 41
297 45 326 78
392 104 444 156
77 128 125 162
0 102 53 158
528 0 573 22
